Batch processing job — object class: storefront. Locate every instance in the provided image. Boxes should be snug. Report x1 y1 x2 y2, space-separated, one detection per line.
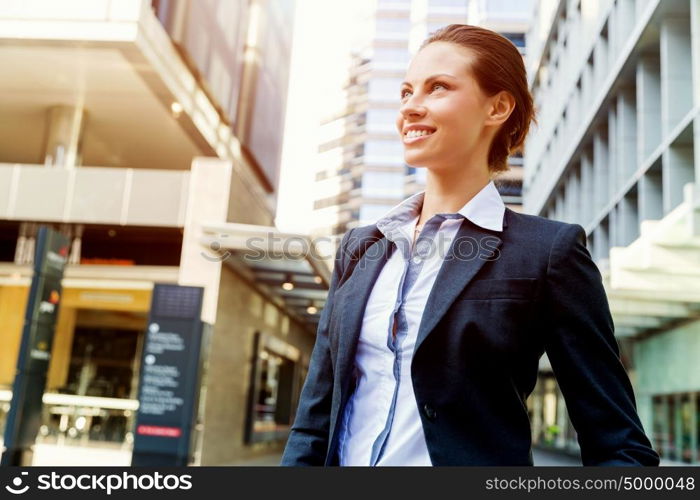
636 320 700 464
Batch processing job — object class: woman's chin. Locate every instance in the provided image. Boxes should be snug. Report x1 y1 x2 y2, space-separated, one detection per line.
403 151 432 166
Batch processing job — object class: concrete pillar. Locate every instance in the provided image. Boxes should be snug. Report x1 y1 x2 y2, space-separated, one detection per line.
608 106 618 198
660 17 692 137
609 203 618 249
43 105 87 168
661 396 672 458
663 145 694 213
594 29 609 91
594 218 609 262
555 389 567 448
691 0 700 186
178 157 233 325
617 0 636 47
690 392 699 463
581 152 594 224
531 382 543 443
639 166 663 221
618 191 639 246
636 56 661 162
568 167 581 225
674 393 683 461
617 87 638 185
593 130 609 215
636 394 655 449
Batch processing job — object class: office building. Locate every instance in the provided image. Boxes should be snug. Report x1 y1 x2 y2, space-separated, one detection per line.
525 0 700 464
0 0 329 466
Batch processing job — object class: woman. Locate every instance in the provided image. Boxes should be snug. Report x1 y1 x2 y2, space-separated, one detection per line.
281 24 659 466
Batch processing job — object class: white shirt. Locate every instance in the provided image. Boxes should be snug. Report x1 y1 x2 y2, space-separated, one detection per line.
337 180 505 466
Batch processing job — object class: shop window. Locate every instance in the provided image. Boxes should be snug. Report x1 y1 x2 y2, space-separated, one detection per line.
653 392 700 463
652 395 668 459
680 394 694 463
667 395 678 461
696 394 700 463
245 332 301 444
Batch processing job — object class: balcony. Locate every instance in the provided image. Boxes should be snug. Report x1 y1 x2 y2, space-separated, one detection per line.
0 163 189 227
0 0 232 173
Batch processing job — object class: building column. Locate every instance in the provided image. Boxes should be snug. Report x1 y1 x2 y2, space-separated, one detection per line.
691 0 700 184
178 157 233 325
690 391 698 464
636 394 654 449
555 389 567 448
661 396 672 459
660 17 693 137
636 56 661 162
674 393 683 462
43 105 87 168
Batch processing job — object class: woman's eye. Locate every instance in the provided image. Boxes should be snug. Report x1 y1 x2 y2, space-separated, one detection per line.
401 83 446 100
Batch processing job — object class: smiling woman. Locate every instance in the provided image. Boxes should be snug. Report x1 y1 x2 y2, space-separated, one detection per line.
281 24 660 467
396 24 535 177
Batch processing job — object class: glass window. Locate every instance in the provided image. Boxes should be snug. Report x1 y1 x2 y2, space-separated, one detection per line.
376 17 410 34
428 0 468 16
372 47 410 64
359 204 395 224
502 32 526 48
245 332 301 444
364 139 404 165
668 395 678 461
368 77 403 101
366 109 400 134
361 172 405 198
680 394 694 463
429 0 467 7
696 393 700 463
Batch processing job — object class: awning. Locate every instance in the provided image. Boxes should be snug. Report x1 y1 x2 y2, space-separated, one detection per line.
540 183 700 372
603 183 700 338
200 222 333 333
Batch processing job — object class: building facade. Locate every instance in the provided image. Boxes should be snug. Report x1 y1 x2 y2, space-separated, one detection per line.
525 0 700 464
0 0 330 466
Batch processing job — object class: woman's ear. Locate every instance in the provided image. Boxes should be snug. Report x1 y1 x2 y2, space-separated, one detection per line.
485 90 515 127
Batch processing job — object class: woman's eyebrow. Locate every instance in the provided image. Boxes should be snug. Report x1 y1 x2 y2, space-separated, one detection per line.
401 73 456 88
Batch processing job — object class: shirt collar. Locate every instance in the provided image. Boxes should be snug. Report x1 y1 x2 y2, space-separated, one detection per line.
375 180 506 239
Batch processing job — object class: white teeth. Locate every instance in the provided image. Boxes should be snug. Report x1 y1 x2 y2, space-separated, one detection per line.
405 129 434 138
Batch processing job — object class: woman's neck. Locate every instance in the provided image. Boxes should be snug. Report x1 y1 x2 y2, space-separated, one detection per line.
416 166 491 226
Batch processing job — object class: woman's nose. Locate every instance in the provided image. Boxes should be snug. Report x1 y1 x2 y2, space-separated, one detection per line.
400 99 427 118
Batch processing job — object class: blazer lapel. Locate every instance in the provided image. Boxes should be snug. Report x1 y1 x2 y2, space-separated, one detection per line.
337 234 394 384
414 216 505 355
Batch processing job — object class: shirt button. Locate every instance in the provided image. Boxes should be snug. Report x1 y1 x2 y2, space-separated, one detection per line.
423 403 437 420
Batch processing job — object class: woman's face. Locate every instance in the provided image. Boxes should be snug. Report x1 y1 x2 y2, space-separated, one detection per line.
396 41 496 172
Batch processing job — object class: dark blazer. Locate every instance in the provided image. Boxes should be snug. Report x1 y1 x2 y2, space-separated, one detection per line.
280 207 660 466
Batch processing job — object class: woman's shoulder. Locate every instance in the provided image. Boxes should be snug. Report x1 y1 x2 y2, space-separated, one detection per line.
505 207 583 239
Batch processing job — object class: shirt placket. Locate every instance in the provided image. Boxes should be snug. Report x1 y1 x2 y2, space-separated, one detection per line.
369 214 446 466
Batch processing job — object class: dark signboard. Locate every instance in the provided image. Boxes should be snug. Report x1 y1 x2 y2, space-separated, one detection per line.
131 284 205 466
1 227 69 466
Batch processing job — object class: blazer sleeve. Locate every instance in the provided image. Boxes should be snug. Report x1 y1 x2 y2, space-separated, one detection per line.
542 223 660 466
279 228 354 466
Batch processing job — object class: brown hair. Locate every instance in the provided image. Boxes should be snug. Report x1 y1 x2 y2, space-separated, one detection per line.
420 24 536 174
